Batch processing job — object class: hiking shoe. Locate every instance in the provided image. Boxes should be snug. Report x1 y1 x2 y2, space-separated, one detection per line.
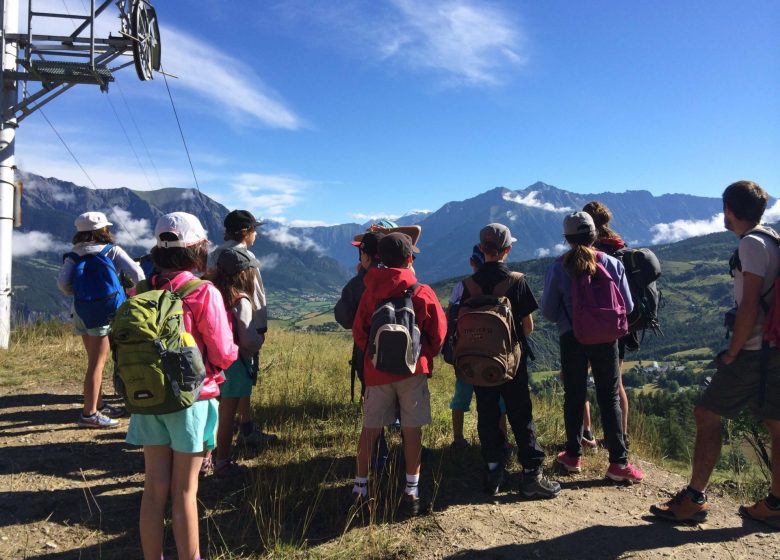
581 431 598 449
739 498 780 528
650 488 709 522
213 460 248 479
450 438 470 451
521 472 561 499
98 403 127 418
236 429 279 447
483 464 505 496
78 411 118 429
606 462 644 483
556 451 582 473
400 493 422 518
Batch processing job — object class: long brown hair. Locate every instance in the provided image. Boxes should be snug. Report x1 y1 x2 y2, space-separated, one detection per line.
72 227 113 245
205 267 257 309
562 232 597 277
582 201 619 241
150 236 209 272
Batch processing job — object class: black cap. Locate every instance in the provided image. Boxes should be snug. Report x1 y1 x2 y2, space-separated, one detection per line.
224 209 262 233
378 232 419 267
357 231 385 258
217 247 258 276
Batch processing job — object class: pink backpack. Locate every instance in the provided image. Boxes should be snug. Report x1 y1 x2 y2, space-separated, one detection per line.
569 252 628 345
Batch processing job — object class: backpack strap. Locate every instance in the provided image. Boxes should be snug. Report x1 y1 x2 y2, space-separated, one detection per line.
175 278 207 299
491 271 524 297
98 243 114 257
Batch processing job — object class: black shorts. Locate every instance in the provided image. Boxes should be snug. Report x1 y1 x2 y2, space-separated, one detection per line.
699 348 780 420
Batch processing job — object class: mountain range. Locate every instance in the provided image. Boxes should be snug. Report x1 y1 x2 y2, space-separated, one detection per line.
10 171 765 321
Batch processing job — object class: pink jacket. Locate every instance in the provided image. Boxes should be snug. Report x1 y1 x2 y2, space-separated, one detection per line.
148 271 238 400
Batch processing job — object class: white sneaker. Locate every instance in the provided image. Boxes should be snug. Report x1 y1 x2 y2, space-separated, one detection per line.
78 411 119 428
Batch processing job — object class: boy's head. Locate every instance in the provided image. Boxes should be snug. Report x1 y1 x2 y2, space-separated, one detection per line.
224 209 262 244
479 223 513 260
469 244 485 270
378 232 418 268
217 246 258 277
722 180 768 227
352 231 385 269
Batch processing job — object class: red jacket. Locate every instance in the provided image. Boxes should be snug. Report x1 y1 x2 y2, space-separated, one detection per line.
353 266 447 387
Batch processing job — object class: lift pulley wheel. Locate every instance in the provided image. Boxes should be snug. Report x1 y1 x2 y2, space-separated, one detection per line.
132 1 161 81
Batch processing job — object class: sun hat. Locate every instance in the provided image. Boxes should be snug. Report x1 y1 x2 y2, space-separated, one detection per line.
479 223 513 250
75 211 112 232
224 209 263 233
563 212 596 236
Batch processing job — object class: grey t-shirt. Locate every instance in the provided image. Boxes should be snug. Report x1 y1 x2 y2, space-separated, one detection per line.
734 227 780 350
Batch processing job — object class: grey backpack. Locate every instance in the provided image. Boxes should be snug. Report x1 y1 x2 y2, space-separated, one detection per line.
368 284 421 375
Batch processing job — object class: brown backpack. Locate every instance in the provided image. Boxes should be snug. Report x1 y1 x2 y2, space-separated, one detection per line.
453 272 523 386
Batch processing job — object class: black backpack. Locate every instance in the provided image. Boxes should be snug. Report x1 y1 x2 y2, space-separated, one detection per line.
613 247 663 335
367 284 421 375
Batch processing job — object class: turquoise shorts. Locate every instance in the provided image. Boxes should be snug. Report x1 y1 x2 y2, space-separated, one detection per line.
450 377 506 414
72 307 111 337
220 359 253 398
126 398 218 453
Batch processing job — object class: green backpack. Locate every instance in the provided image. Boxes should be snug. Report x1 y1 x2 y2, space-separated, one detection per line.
111 278 208 415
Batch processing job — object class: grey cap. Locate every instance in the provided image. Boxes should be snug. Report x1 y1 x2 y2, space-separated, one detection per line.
217 247 258 276
563 212 596 236
479 223 513 250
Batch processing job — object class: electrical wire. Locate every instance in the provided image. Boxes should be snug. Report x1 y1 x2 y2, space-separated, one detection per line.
115 80 165 190
105 93 155 190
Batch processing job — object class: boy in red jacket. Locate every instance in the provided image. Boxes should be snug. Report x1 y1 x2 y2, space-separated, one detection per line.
351 233 446 516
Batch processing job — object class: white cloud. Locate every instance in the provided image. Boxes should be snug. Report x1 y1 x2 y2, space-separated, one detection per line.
108 206 156 249
535 247 550 257
263 226 321 253
12 231 69 256
764 200 780 223
258 253 280 270
384 0 526 85
229 173 311 218
553 243 568 254
650 214 725 244
503 191 573 213
22 173 76 203
162 27 302 130
349 212 402 222
288 219 333 227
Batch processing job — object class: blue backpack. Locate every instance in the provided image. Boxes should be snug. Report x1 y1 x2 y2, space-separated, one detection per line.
67 244 126 329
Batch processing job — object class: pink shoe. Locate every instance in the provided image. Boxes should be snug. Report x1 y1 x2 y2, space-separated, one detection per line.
606 462 644 483
556 451 582 473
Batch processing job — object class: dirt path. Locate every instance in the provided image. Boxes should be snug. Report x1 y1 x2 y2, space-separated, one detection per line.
1 386 777 560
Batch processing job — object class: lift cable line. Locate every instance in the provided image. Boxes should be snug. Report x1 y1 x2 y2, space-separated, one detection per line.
0 0 162 348
105 92 155 191
115 80 165 190
160 67 209 211
39 107 140 247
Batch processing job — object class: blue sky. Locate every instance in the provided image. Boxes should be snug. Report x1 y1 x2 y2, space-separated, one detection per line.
15 0 780 226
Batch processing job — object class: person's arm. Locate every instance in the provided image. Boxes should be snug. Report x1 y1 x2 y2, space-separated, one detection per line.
57 255 76 295
419 285 447 358
540 264 560 323
612 259 634 315
352 290 372 353
522 314 533 337
334 273 364 329
253 269 268 334
723 271 763 364
196 285 239 370
112 246 145 285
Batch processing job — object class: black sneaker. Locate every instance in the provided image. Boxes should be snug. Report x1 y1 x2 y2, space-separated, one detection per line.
520 472 561 499
483 464 505 496
400 493 421 518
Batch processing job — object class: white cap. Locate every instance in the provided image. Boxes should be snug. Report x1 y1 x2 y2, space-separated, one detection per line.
154 212 207 248
75 211 112 232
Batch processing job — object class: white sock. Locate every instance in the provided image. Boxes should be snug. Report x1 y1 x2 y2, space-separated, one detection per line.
352 476 368 497
488 462 499 471
405 473 420 497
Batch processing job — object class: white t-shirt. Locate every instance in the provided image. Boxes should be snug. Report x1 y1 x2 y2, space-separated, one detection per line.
734 227 780 350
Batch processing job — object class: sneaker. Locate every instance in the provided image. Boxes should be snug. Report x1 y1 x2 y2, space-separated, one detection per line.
606 462 644 483
450 438 470 451
650 488 709 522
739 498 780 528
521 472 561 499
98 403 127 419
556 451 582 473
213 459 248 479
236 429 279 447
78 411 118 429
400 493 422 518
483 464 505 496
581 431 597 449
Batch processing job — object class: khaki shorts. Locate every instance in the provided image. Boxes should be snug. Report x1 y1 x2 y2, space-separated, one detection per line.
699 348 780 421
363 375 431 429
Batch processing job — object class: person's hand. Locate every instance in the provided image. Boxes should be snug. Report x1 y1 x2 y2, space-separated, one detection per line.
719 350 737 365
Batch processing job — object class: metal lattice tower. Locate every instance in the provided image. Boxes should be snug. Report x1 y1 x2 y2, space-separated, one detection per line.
0 0 161 348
